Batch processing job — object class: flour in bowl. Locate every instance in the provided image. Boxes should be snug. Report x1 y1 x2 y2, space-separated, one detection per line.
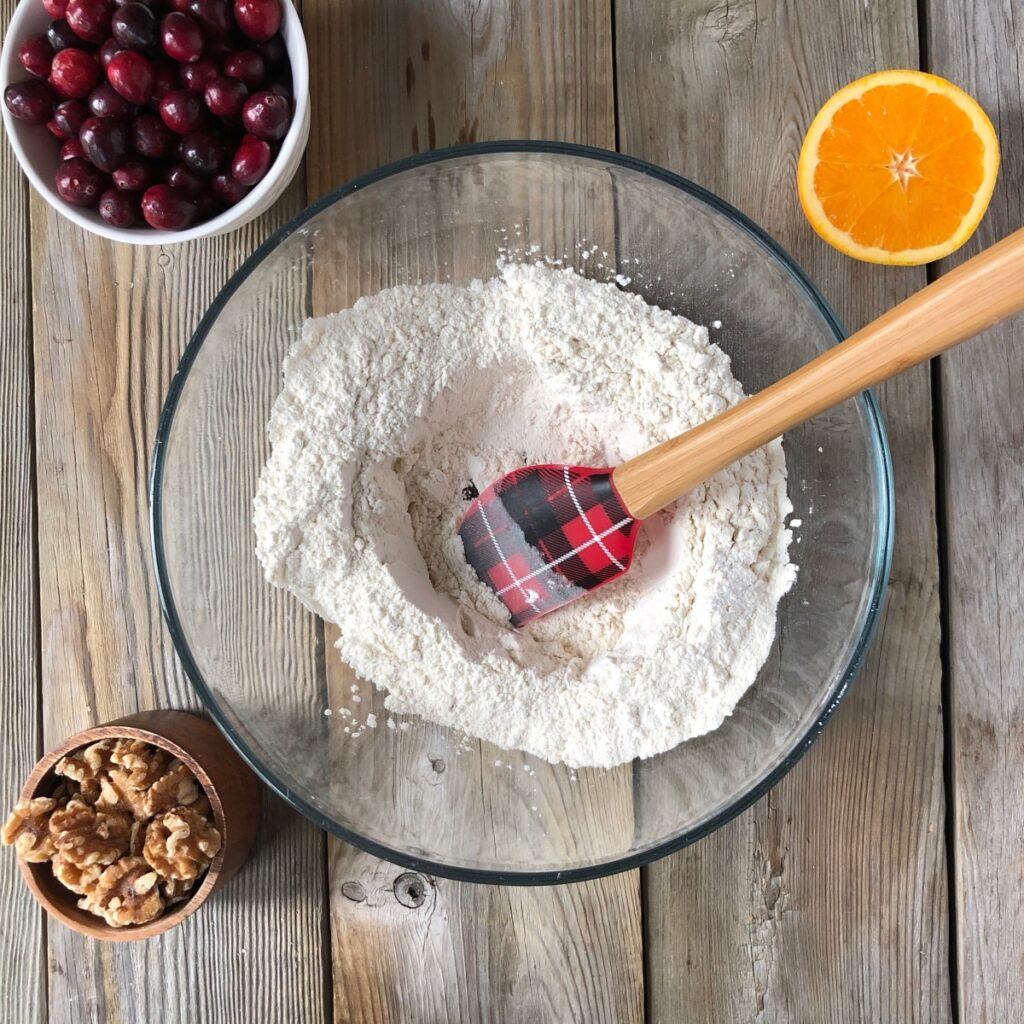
253 264 796 768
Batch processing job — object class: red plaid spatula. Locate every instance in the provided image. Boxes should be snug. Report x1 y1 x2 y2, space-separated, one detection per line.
460 228 1024 626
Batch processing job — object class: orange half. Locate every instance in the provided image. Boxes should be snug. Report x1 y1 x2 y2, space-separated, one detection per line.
798 70 1000 265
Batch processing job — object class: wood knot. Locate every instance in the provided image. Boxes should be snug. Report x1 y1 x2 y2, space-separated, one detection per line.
429 756 446 774
393 872 429 908
698 0 756 43
340 881 366 903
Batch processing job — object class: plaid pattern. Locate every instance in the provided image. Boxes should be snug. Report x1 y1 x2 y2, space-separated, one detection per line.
458 464 641 627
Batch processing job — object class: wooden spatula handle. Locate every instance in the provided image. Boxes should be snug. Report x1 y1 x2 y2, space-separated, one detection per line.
613 227 1024 520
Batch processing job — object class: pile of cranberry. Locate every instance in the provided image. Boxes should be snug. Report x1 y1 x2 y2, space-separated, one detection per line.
4 0 293 231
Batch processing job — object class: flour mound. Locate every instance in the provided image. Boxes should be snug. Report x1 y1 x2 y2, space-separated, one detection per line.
254 265 795 768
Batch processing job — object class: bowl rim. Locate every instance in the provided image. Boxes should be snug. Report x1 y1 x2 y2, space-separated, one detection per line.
0 0 309 245
149 140 896 885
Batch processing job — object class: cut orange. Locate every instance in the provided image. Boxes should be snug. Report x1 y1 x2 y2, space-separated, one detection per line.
798 70 1000 265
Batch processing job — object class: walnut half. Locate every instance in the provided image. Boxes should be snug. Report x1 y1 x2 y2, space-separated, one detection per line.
49 800 133 868
82 856 164 928
144 806 222 881
1 798 59 863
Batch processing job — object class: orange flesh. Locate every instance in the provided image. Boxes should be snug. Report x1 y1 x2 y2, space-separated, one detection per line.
812 84 988 250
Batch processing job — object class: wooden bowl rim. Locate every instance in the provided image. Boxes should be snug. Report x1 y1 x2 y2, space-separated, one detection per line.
17 718 229 942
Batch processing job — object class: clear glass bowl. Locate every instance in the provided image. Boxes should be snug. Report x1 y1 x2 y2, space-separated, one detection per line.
152 143 893 883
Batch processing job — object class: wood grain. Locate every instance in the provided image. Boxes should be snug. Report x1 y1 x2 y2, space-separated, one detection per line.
302 1 642 1021
0 0 44 1015
616 0 950 1019
928 1 1024 1019
29 159 328 1024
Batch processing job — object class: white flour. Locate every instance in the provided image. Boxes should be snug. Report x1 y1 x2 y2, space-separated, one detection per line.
254 264 796 767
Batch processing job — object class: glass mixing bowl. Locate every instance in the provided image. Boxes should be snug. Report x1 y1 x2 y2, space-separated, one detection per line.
152 142 893 883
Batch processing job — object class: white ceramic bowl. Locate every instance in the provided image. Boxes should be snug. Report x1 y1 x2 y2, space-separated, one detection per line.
0 0 309 244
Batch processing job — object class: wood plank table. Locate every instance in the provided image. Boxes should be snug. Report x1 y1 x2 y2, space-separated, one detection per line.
1 0 1020 1021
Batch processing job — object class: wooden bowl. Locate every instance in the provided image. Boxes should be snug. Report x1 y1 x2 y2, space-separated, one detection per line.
16 710 260 941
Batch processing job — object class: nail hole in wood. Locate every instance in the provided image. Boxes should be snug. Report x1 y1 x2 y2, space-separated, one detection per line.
394 872 427 908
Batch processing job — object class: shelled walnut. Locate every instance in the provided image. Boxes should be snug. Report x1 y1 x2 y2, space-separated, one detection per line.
81 857 164 928
3 738 224 929
1 798 60 863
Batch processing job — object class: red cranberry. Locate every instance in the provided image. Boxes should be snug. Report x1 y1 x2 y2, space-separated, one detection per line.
131 111 172 155
53 97 89 136
222 49 264 89
165 161 203 196
150 60 179 100
111 2 157 52
187 0 231 36
159 88 204 132
160 12 204 62
4 79 55 124
60 136 86 160
233 0 280 42
112 157 152 190
98 187 138 226
49 48 101 97
254 33 285 69
231 134 270 185
42 0 69 16
107 50 154 103
88 81 135 117
241 88 289 140
98 37 123 69
178 130 224 174
79 115 129 171
180 57 218 92
203 74 246 116
168 0 191 9
55 156 107 206
66 0 114 44
18 35 55 78
212 171 248 205
47 118 65 138
194 190 221 219
141 183 197 229
46 19 79 52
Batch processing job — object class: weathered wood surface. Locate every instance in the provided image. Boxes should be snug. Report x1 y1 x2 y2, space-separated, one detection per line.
616 0 950 1020
929 3 1024 1022
0 0 44 1019
304 1 644 1021
26 71 328 1024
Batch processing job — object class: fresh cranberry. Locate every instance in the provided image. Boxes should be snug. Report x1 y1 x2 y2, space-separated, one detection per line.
254 33 285 69
131 111 172 155
203 74 246 116
240 88 289 140
55 156 107 205
112 2 157 52
233 0 280 42
112 157 152 190
177 130 224 173
46 118 65 138
107 50 154 103
168 0 191 9
66 0 114 44
98 37 123 69
222 49 264 89
150 60 179 100
52 97 89 136
165 161 203 196
231 134 270 185
18 35 55 78
79 115 129 171
60 136 86 160
160 12 204 62
42 0 69 16
212 171 248 205
194 190 221 219
141 183 197 229
180 57 218 92
88 81 135 117
98 187 138 226
46 19 79 52
6 79 57 124
159 88 204 132
186 0 232 36
49 48 101 97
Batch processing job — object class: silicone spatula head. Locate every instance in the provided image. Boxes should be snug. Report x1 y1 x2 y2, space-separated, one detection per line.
457 464 643 627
